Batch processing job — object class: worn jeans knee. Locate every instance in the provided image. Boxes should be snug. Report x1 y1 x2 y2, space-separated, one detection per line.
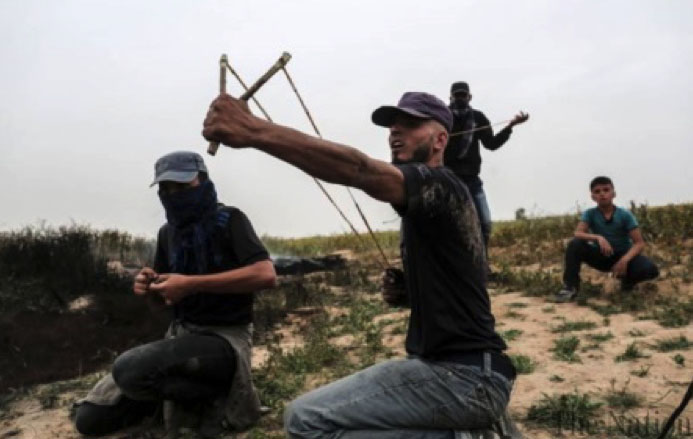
283 395 326 439
282 359 512 439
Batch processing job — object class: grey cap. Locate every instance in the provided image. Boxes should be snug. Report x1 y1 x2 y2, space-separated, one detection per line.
150 151 208 187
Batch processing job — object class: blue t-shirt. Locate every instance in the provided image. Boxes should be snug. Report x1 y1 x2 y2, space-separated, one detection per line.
581 206 639 254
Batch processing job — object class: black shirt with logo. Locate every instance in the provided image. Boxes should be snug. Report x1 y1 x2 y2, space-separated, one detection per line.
154 206 269 326
393 164 506 357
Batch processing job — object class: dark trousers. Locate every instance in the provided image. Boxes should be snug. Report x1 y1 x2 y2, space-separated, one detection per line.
74 333 236 436
563 238 659 289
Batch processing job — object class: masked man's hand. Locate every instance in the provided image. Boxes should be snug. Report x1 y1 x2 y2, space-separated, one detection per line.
148 273 192 305
133 267 159 295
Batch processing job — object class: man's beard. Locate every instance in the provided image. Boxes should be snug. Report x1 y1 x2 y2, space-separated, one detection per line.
392 137 433 165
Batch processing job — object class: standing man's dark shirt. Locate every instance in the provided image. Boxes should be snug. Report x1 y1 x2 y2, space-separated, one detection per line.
392 163 506 356
444 109 512 177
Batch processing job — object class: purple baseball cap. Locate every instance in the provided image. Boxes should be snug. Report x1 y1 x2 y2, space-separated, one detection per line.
371 92 453 132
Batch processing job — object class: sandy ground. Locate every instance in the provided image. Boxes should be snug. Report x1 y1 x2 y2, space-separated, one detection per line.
2 281 691 439
490 292 693 433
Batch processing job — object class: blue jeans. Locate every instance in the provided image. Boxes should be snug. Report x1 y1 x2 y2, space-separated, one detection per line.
461 176 491 248
284 357 512 439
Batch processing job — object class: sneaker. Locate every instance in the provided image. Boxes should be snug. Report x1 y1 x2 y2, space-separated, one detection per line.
555 286 578 303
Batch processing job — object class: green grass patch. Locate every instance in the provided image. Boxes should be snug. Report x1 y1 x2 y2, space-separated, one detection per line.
644 298 693 328
510 354 536 374
494 267 563 298
653 335 691 352
604 380 641 410
552 336 581 362
628 328 647 337
254 313 348 409
508 302 529 308
526 390 603 429
630 365 651 378
329 296 387 336
388 321 407 335
672 354 685 366
500 329 524 342
551 320 597 333
589 303 621 316
504 309 526 320
587 332 614 343
615 342 649 362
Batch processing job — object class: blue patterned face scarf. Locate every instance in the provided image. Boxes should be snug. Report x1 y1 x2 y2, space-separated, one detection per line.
158 179 219 274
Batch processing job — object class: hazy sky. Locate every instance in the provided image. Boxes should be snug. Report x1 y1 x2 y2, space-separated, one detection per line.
1 0 692 238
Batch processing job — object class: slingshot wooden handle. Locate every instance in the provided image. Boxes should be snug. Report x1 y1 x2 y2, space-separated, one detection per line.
207 52 292 156
207 54 228 156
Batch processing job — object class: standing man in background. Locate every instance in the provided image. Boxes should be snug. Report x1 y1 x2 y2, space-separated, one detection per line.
445 81 529 261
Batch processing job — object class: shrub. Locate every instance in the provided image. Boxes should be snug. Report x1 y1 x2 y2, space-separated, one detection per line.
552 336 581 362
510 354 536 374
526 391 602 429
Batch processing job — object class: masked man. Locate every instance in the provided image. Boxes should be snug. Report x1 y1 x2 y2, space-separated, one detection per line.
74 151 276 438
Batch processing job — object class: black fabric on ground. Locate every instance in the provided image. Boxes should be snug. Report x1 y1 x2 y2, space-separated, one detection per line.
273 255 345 276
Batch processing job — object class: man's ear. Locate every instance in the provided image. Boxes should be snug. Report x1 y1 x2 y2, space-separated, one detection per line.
469 94 473 103
436 131 449 150
591 192 598 202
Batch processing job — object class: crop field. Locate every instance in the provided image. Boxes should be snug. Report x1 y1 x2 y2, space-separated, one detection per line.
0 203 692 438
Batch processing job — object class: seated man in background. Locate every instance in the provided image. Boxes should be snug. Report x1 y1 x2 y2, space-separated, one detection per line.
555 176 659 303
74 151 276 437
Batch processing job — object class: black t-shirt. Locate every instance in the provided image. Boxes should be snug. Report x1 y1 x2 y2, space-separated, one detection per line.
153 206 269 326
393 164 506 357
444 109 512 177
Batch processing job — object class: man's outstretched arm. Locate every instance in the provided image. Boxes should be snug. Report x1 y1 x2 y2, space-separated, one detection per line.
202 94 405 205
478 111 529 151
